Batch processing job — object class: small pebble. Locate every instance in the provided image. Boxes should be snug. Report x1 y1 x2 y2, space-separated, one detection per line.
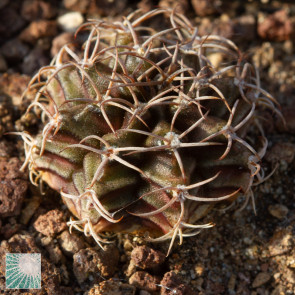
158 0 189 14
0 38 30 62
33 209 67 237
0 54 7 72
160 271 193 295
20 20 57 43
228 274 236 292
191 0 219 16
266 142 295 165
88 280 136 295
20 195 42 225
57 12 84 32
21 0 57 21
63 0 90 13
252 272 271 288
129 271 159 293
258 10 294 41
58 230 85 256
131 245 166 269
268 204 289 219
268 229 292 256
0 7 26 39
73 245 119 284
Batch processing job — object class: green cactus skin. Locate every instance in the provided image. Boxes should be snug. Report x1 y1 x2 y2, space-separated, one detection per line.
19 8 280 255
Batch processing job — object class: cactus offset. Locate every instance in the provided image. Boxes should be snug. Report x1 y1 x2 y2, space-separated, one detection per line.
19 9 280 255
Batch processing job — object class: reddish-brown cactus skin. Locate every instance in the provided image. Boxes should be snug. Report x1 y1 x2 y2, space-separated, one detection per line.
19 9 280 254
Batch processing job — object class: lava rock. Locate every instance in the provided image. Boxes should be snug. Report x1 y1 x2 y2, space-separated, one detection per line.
0 158 28 218
0 38 30 63
58 230 85 256
33 209 67 237
131 246 166 270
160 271 193 295
258 10 295 42
129 271 160 293
88 280 136 295
21 0 57 21
73 245 119 283
20 20 58 43
191 0 219 16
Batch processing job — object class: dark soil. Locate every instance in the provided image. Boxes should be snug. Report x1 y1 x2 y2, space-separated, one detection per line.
0 1 294 294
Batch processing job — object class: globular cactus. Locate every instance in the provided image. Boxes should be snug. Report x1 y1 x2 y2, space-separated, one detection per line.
18 8 280 255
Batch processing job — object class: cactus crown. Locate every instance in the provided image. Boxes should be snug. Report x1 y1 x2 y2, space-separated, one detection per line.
19 8 280 255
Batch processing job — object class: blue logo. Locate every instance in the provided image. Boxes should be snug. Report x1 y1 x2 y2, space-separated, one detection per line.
5 253 41 289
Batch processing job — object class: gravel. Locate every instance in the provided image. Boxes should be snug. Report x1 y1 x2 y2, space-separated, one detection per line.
0 1 294 294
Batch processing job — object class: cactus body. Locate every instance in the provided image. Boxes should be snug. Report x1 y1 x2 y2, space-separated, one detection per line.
20 9 279 254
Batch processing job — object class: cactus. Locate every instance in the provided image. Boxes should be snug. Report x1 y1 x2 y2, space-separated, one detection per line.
18 8 280 255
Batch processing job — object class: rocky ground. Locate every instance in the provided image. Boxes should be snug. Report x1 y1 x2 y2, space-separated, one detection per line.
0 0 295 294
